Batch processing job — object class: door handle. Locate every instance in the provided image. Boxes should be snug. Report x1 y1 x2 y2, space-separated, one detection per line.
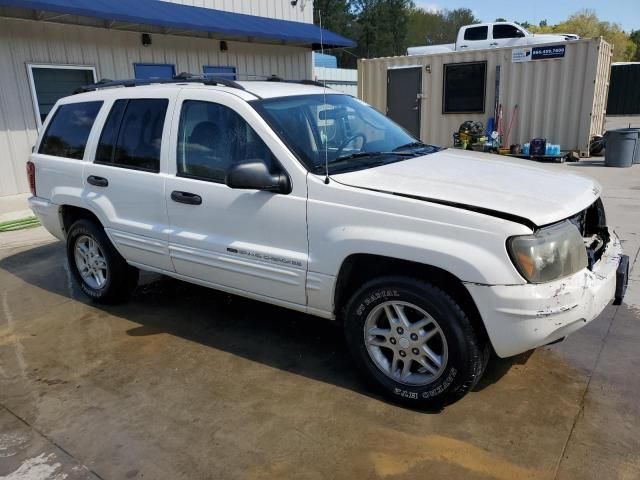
87 175 108 187
490 42 498 46
171 191 202 205
459 45 468 48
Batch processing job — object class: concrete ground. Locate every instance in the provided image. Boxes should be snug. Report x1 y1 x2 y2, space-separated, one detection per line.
1 161 639 480
604 115 640 131
0 193 31 224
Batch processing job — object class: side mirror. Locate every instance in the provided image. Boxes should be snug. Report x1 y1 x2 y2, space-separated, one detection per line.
225 160 290 194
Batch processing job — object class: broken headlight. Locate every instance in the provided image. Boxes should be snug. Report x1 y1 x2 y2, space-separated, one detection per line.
508 220 588 283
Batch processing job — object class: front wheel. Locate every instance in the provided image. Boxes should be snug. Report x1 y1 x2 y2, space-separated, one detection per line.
66 219 138 304
343 276 487 409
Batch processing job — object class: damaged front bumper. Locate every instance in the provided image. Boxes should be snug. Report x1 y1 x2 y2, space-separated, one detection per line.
465 232 626 358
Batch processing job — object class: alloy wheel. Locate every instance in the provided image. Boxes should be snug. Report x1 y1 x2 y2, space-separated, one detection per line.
364 301 448 386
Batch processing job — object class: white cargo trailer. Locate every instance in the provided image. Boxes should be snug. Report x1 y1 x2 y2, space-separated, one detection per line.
359 38 612 157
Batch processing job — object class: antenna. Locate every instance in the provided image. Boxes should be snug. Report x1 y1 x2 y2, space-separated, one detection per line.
319 10 330 185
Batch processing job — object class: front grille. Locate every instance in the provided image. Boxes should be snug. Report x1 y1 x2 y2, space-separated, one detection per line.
570 198 609 269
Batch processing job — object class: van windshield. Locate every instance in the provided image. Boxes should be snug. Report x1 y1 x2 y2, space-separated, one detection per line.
252 94 439 174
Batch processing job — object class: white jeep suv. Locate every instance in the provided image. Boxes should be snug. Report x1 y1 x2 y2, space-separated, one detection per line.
28 77 628 408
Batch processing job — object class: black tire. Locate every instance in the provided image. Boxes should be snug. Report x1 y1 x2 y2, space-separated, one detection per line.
66 219 139 304
343 276 488 409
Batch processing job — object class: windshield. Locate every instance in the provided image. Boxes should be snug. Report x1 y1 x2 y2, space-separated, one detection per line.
252 94 439 174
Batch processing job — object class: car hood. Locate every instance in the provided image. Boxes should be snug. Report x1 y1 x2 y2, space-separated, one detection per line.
331 149 600 228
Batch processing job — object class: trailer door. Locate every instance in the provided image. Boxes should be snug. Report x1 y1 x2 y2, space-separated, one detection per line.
386 67 422 138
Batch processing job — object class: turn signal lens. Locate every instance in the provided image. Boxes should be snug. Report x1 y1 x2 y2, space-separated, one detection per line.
515 251 535 279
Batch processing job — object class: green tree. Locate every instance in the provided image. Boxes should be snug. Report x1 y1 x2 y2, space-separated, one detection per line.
530 10 636 62
630 30 640 61
314 0 355 66
406 7 480 46
353 0 414 59
314 0 353 34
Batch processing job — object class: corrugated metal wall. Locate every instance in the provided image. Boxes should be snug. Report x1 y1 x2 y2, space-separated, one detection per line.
162 0 313 23
591 40 613 138
0 17 312 196
359 38 612 156
314 67 358 96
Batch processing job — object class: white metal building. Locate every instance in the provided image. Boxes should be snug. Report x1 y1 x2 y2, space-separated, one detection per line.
0 0 354 196
314 66 358 96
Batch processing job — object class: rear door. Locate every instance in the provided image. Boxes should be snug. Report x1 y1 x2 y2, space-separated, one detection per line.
387 67 422 138
164 89 309 305
31 100 103 203
82 90 177 271
491 24 527 48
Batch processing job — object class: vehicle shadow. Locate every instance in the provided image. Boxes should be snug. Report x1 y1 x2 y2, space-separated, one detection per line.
0 241 528 411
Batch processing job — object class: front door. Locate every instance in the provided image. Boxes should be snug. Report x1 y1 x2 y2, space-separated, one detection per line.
164 90 308 306
387 67 422 138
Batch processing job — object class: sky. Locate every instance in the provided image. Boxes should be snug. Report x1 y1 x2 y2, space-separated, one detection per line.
415 0 640 32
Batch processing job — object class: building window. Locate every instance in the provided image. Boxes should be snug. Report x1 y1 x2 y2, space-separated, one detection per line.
39 101 103 160
27 64 97 129
133 63 176 80
203 65 237 80
443 62 487 114
95 99 169 172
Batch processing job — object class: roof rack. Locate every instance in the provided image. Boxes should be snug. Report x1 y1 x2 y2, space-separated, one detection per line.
265 75 329 88
74 73 245 94
74 73 330 95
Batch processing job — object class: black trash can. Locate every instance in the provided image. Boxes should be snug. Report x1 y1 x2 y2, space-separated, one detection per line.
604 129 637 167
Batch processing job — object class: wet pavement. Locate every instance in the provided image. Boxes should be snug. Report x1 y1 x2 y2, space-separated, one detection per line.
1 163 639 480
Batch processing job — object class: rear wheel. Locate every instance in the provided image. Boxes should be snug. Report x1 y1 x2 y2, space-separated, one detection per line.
66 219 138 304
343 276 488 408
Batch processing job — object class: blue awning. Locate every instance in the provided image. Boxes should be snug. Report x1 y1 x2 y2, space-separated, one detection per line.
0 0 356 48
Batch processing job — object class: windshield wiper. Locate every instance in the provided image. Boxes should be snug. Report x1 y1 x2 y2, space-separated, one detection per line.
392 141 428 152
313 151 414 173
335 151 415 162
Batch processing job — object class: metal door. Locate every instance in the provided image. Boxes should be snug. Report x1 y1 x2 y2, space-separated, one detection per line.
387 67 422 137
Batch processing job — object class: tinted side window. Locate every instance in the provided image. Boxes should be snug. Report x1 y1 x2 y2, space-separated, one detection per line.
177 100 276 183
95 99 127 164
39 101 102 159
464 26 488 41
96 99 168 172
493 24 524 39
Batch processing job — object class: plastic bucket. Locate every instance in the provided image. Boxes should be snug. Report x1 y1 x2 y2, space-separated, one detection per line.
604 129 636 167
